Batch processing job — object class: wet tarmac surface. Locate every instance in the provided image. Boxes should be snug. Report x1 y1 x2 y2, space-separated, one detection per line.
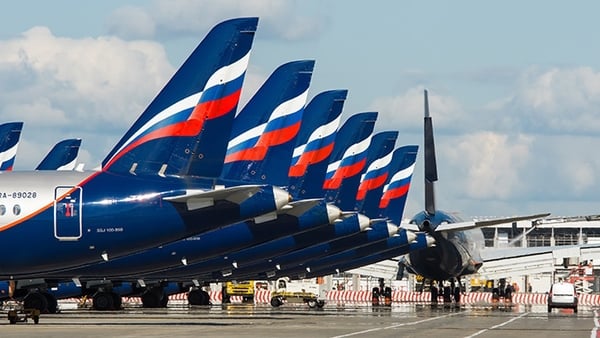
1 302 597 338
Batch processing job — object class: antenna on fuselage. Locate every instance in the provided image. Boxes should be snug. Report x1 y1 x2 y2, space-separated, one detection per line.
424 89 438 216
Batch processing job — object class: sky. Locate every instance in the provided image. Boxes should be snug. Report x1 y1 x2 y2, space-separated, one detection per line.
0 0 600 219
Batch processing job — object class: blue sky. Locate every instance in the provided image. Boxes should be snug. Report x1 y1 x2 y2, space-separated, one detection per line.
1 0 600 219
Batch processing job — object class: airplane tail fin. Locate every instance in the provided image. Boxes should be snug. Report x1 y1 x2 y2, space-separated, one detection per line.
324 130 397 211
36 138 82 171
220 60 314 186
317 112 377 200
378 145 419 224
355 142 415 218
424 89 438 215
0 122 24 171
287 89 347 199
101 17 258 177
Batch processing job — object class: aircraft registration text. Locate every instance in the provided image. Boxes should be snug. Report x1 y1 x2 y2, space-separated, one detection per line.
0 191 38 199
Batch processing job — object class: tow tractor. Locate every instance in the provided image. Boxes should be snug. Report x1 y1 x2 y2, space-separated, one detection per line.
7 307 40 324
270 277 326 308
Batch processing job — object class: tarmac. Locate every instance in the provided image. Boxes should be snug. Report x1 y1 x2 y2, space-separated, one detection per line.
1 302 598 338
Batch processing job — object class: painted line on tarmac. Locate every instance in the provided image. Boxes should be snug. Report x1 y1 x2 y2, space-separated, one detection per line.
591 309 600 338
463 312 528 338
330 312 461 338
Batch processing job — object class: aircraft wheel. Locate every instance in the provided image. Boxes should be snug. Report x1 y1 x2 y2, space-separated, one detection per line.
93 292 114 311
160 293 169 308
430 286 438 303
24 292 48 313
307 299 317 308
202 290 210 305
112 292 123 310
316 300 325 308
270 297 282 307
188 289 207 306
141 289 164 308
443 286 452 303
453 287 461 304
42 291 58 314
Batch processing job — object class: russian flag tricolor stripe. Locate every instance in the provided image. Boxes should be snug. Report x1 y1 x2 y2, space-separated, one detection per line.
224 89 308 163
103 51 250 169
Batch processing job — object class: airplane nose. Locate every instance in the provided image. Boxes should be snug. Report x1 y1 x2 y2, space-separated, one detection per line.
325 204 342 224
272 186 292 210
357 214 371 231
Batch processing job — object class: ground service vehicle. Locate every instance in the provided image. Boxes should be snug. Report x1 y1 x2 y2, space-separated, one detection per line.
223 281 254 303
270 278 325 308
548 281 578 313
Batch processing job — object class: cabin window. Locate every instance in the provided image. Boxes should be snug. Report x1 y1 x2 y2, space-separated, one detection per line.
13 204 20 215
0 205 5 216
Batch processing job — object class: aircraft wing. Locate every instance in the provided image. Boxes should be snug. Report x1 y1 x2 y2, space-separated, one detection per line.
347 258 401 280
163 185 265 210
434 213 551 232
477 244 600 279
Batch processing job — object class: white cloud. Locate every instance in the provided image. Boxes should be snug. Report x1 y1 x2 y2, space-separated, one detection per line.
0 26 173 168
107 0 328 41
443 132 532 200
497 66 600 133
369 86 468 132
106 6 156 40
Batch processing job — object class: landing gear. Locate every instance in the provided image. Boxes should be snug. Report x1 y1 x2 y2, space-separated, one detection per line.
23 292 48 313
429 279 463 308
141 288 168 308
188 288 210 306
92 291 115 311
371 278 392 306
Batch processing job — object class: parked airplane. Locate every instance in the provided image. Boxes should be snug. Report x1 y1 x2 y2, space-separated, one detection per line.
18 62 330 311
0 137 81 312
400 90 549 301
44 60 318 280
0 122 24 171
228 144 422 281
160 113 380 279
64 111 378 308
0 17 291 278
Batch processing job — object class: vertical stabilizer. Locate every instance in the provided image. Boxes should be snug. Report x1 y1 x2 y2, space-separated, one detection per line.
0 122 23 171
424 89 438 215
36 138 82 171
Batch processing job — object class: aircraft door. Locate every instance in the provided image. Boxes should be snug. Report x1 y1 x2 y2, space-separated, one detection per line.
54 186 82 240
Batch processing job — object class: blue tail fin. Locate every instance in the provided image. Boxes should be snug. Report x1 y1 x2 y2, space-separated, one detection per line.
356 145 418 219
287 89 347 199
379 145 419 224
325 131 398 210
36 138 82 171
0 122 23 171
102 17 257 177
315 112 377 200
220 60 314 186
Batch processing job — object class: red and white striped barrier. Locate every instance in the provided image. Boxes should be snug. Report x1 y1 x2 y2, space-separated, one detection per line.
325 291 600 305
63 290 600 306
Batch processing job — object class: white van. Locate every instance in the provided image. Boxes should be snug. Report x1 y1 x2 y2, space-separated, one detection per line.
547 281 578 313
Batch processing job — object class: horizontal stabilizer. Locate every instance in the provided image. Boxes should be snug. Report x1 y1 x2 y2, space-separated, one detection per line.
163 185 263 210
400 223 421 232
434 213 551 232
279 199 323 217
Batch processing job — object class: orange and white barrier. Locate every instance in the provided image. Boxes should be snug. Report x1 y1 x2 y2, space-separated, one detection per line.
63 290 600 306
